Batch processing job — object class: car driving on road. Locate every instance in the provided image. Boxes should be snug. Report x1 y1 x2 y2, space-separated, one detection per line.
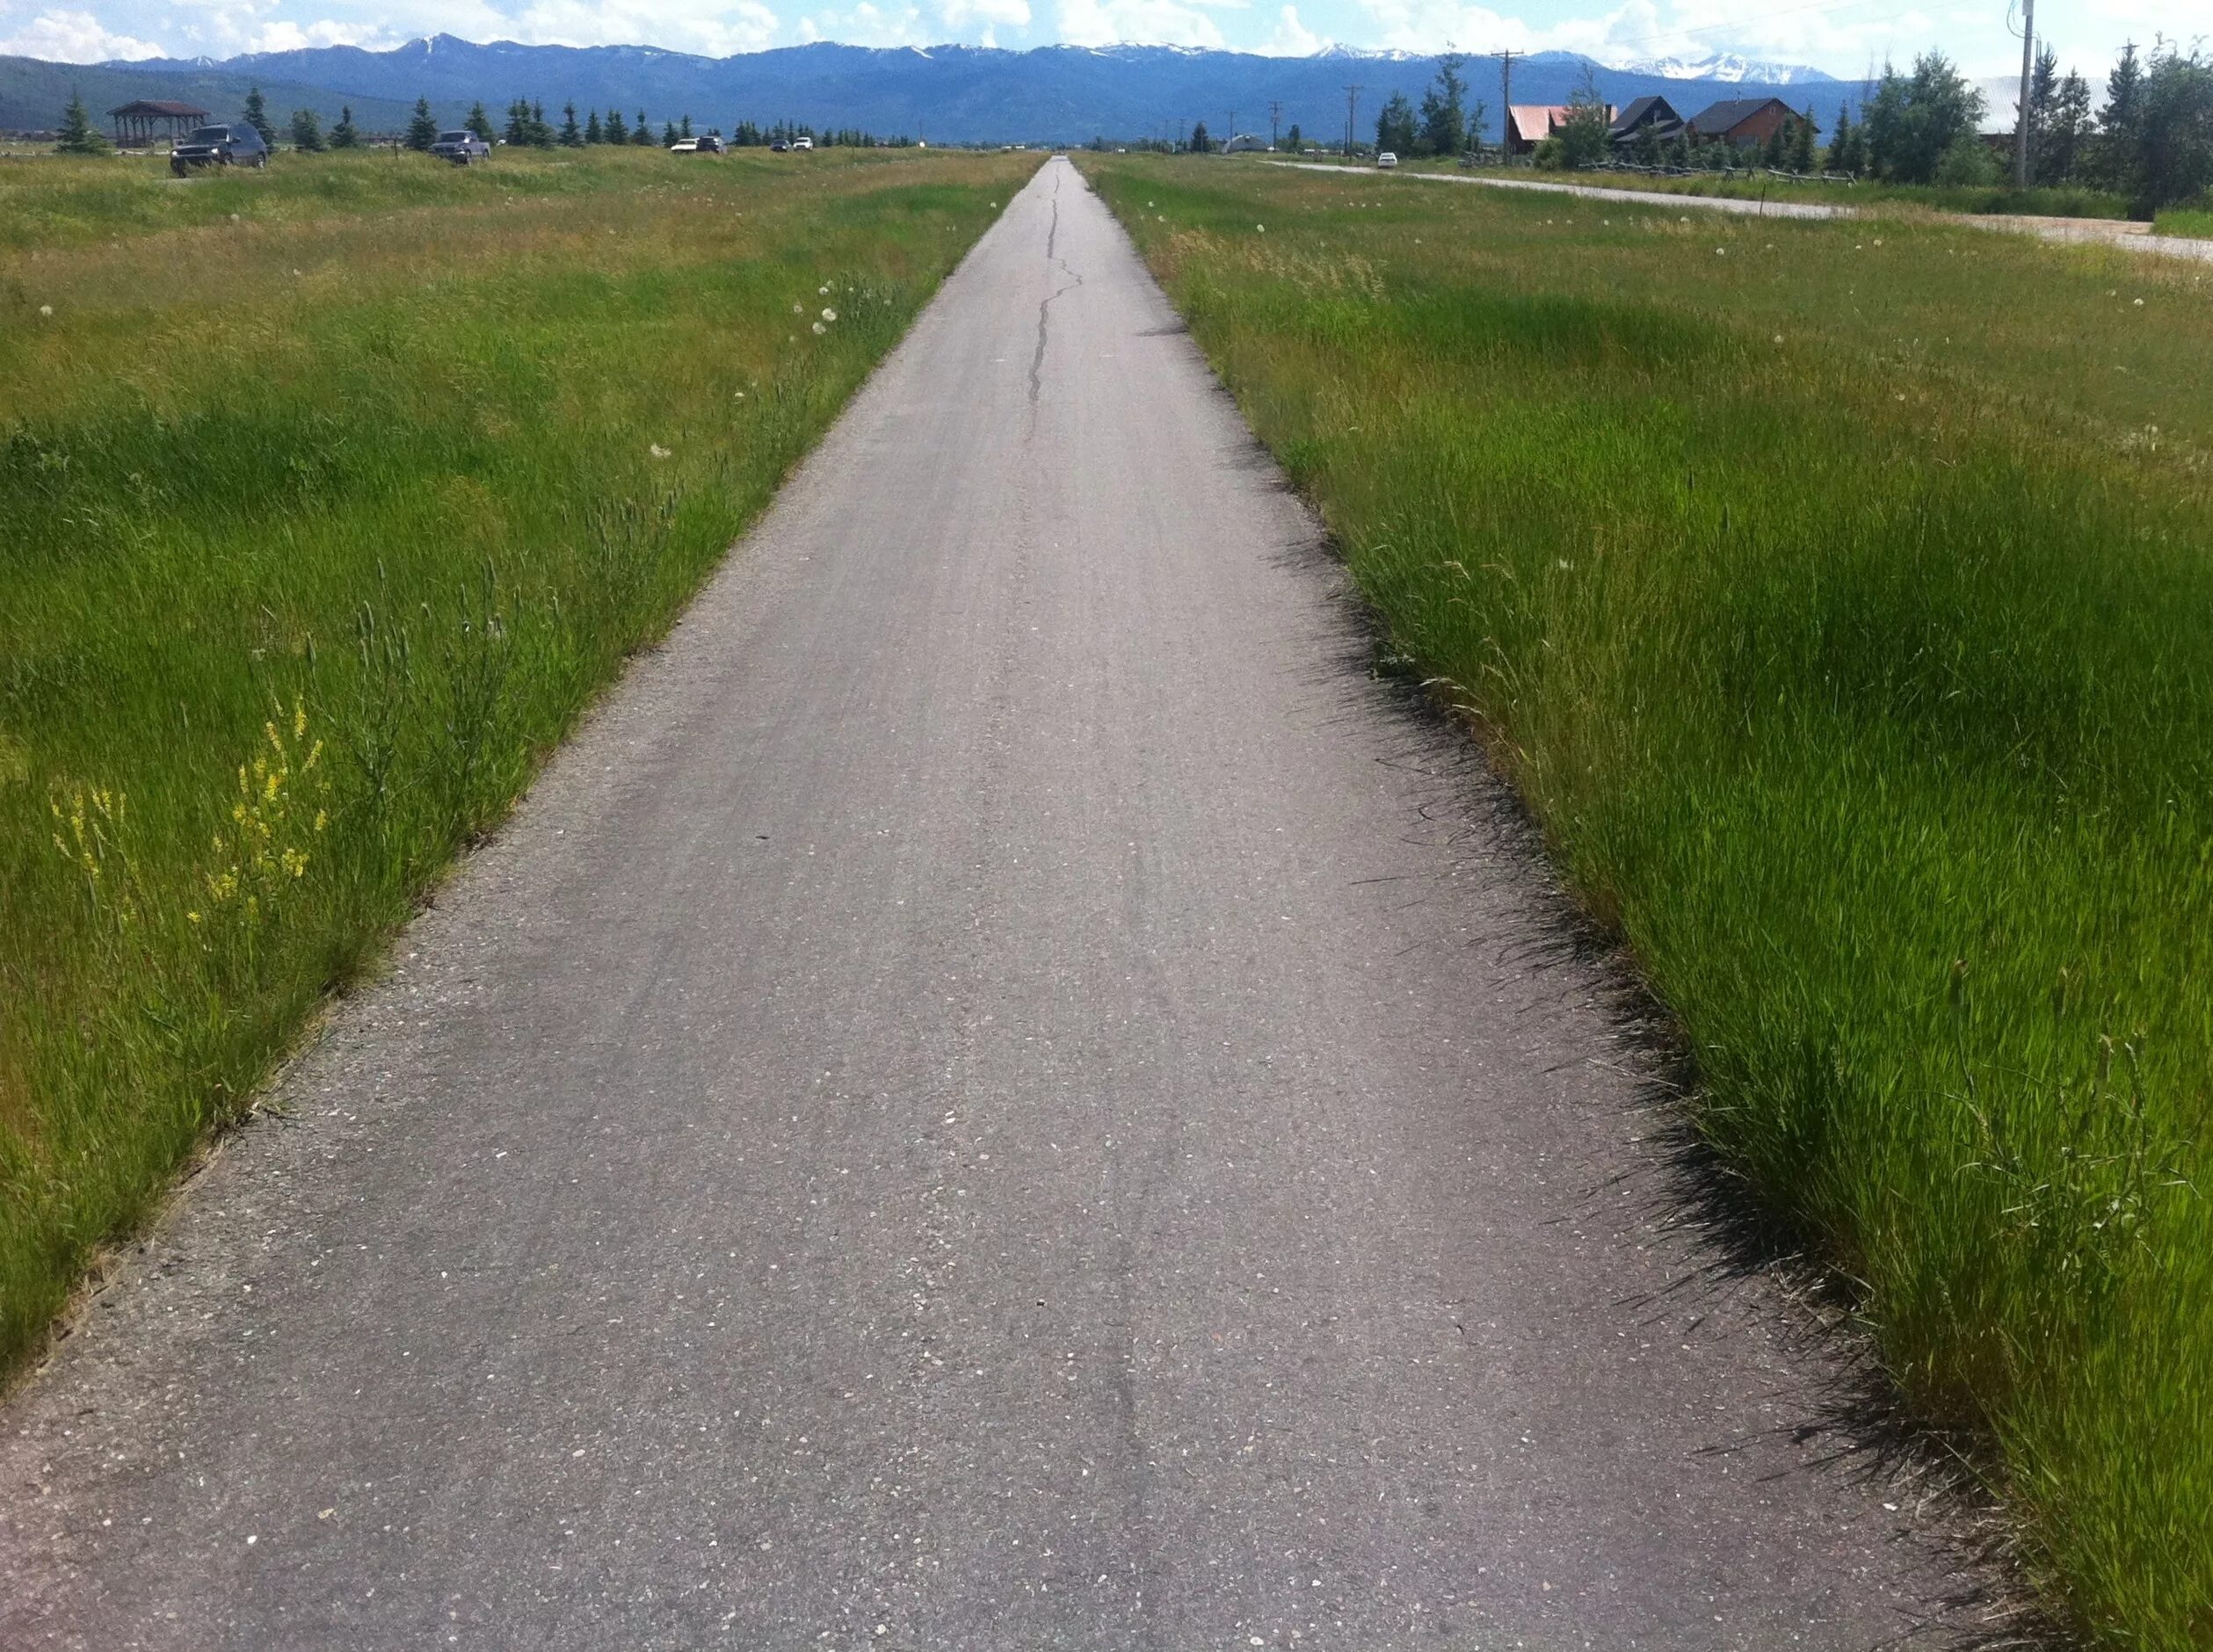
170 125 267 175
430 129 491 164
1375 150 1398 168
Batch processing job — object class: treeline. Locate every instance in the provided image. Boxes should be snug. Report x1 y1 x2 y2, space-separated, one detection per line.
1820 44 2210 207
394 98 910 152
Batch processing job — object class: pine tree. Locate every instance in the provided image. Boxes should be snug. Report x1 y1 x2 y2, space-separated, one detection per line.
55 90 109 155
1761 119 1787 168
1417 51 1469 157
605 109 628 143
1188 120 1209 153
662 120 679 146
466 101 495 142
404 97 439 151
1284 122 1301 151
584 111 602 143
330 105 359 149
290 107 324 151
1788 108 1817 172
559 102 583 146
1825 104 1853 173
242 86 278 149
504 100 530 145
530 101 554 147
633 111 653 146
2090 42 2144 195
2040 70 2091 185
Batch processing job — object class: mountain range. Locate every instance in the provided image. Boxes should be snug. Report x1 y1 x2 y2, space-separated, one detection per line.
4 38 1862 145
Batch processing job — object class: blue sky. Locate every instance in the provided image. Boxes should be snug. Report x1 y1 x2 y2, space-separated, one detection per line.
0 0 2190 81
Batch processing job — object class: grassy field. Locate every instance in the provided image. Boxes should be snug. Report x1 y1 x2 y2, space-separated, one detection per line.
2153 206 2213 237
1079 154 2211 1647
1285 153 2133 220
0 144 1037 1377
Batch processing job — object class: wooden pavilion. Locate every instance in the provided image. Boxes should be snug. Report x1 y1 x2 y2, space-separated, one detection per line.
109 99 212 148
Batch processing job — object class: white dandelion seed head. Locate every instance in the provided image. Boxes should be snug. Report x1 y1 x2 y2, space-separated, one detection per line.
819 285 829 295
1774 334 1784 344
1257 223 1265 232
39 304 54 317
792 301 803 313
2133 297 2145 306
811 320 826 334
822 308 837 322
649 443 671 458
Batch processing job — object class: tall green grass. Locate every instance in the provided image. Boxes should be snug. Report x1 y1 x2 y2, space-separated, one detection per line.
1287 153 2133 220
1082 156 2212 1647
0 146 1038 1374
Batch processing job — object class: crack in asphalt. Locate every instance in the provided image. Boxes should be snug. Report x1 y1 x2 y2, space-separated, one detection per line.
1028 165 1087 419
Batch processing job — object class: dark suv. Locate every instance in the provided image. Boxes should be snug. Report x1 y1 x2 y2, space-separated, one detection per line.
171 125 268 175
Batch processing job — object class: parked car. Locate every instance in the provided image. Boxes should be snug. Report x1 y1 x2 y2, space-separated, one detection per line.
430 129 490 165
170 125 267 175
693 134 724 154
668 138 699 153
769 137 790 153
792 135 813 150
1375 150 1398 169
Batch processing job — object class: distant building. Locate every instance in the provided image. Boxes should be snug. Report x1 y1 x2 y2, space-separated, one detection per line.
108 99 211 149
1223 133 1268 153
1506 104 1614 155
1684 98 1809 149
1608 95 1683 149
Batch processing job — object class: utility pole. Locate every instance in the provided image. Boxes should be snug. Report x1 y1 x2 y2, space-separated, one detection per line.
1269 99 1282 152
1343 83 1362 157
1499 49 1517 156
2012 0 2035 187
1228 109 1238 149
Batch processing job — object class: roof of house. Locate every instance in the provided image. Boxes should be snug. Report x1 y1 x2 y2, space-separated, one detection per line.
1507 104 1613 140
1686 97 1789 135
1609 95 1680 134
108 99 213 118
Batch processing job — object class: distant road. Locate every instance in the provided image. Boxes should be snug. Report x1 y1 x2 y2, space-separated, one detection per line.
0 156 1963 1649
1273 157 2213 261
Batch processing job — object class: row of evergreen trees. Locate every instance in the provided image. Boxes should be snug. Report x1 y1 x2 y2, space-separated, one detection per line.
397 98 903 152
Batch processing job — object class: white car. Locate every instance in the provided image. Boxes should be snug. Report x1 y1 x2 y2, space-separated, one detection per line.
793 135 814 150
1376 150 1398 169
668 138 698 153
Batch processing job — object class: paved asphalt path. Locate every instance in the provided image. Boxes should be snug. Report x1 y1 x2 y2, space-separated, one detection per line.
1 157 1966 1649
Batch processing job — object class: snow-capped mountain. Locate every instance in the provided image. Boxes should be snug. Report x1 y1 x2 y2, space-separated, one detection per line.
38 36 1859 143
1609 52 1836 84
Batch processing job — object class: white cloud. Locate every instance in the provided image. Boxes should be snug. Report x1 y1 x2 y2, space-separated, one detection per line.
798 0 926 43
1255 2 1322 53
506 0 777 53
249 16 387 49
0 6 161 57
939 0 1027 29
1056 0 1228 47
